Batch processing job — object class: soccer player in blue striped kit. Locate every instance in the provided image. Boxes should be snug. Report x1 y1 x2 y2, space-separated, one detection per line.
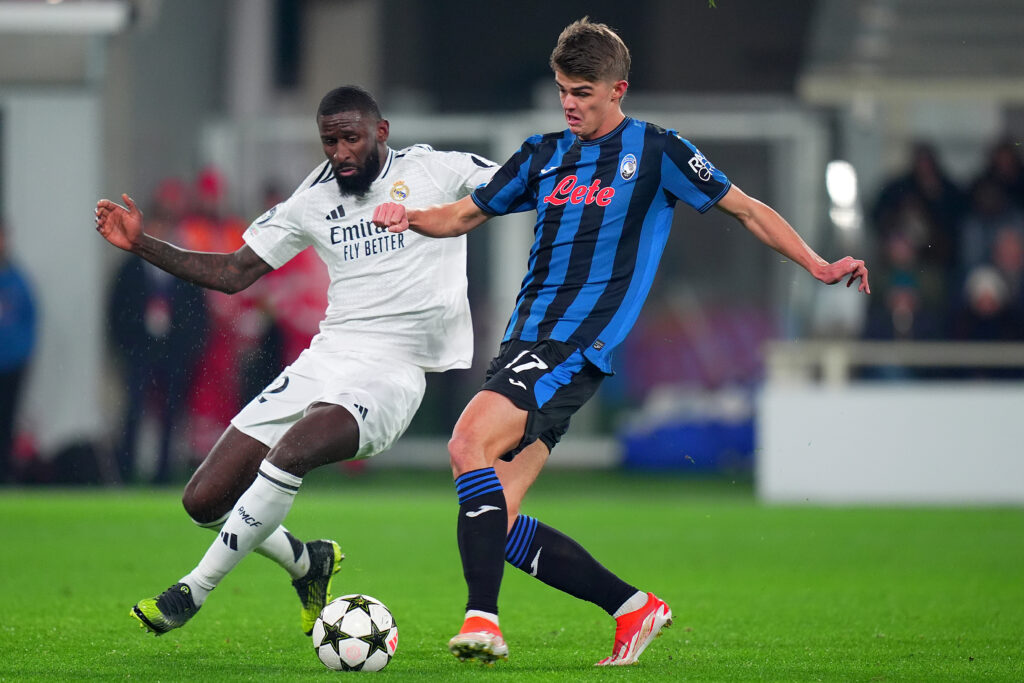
374 17 870 667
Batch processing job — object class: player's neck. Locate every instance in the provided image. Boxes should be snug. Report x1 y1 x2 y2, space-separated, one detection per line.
579 111 626 142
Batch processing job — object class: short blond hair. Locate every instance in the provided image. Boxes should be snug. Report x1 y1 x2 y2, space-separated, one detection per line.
549 17 630 83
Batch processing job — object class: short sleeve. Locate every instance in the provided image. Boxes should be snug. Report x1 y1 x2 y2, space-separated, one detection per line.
471 137 541 216
424 150 500 198
661 133 731 213
290 161 333 197
242 197 310 269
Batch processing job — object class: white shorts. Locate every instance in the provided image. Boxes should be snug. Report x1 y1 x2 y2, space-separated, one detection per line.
231 347 427 460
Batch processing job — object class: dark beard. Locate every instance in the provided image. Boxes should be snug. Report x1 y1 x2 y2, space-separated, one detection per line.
333 147 381 199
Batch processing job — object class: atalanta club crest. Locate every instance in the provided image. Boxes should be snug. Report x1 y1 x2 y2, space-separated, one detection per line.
619 153 637 180
390 181 410 202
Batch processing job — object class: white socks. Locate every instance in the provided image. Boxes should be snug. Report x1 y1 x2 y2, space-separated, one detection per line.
613 591 648 618
465 609 499 626
190 499 310 580
182 460 303 605
253 527 310 580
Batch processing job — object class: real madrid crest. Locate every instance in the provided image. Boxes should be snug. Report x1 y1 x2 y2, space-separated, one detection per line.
390 181 410 202
255 204 278 224
619 154 637 181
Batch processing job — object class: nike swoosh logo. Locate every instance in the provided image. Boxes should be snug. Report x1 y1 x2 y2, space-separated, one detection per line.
541 166 558 174
465 504 501 518
529 547 542 577
508 378 527 390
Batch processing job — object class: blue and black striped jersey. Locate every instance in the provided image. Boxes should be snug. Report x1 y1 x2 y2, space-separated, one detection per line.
471 116 731 373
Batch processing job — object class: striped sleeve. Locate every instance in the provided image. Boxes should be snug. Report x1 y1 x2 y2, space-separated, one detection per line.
661 132 731 213
471 136 542 215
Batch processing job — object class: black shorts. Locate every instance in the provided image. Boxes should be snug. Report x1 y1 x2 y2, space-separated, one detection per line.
481 339 605 461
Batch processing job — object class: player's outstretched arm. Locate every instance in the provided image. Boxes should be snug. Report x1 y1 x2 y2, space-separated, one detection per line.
95 193 272 294
716 185 870 294
372 195 490 238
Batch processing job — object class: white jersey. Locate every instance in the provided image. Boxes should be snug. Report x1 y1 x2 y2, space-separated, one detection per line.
243 145 497 372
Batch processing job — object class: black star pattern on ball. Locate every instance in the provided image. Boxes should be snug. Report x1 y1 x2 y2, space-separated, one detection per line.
343 595 376 616
319 619 352 654
339 659 364 672
359 617 391 659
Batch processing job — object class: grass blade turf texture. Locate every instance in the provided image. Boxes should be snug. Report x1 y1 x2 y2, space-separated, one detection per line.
1 470 1021 681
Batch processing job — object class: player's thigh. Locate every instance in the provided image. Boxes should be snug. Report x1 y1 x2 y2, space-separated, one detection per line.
266 402 360 476
477 339 602 463
183 425 269 523
260 350 426 475
449 390 529 474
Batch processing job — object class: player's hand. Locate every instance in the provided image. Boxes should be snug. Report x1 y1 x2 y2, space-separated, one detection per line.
372 202 410 233
815 256 870 294
95 194 144 252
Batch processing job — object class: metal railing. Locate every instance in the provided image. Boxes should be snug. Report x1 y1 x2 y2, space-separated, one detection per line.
764 341 1024 386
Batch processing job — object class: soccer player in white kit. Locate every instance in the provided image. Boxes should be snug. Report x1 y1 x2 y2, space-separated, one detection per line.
94 86 498 636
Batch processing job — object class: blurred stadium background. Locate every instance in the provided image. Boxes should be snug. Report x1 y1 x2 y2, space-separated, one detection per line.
1 0 1023 504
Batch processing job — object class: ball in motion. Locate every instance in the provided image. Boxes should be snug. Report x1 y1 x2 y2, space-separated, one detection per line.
311 594 398 671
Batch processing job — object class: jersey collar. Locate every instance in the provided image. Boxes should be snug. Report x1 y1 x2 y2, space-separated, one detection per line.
376 147 396 182
576 117 631 146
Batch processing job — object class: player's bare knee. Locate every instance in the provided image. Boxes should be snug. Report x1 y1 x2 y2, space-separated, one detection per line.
447 432 486 475
181 483 223 525
266 448 310 478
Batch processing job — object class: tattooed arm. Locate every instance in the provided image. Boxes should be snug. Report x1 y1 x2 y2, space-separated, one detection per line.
95 193 271 293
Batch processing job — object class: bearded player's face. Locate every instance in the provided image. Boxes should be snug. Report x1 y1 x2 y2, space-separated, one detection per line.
318 111 389 198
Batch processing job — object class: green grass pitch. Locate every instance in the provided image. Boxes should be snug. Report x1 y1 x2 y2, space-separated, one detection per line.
1 469 1022 681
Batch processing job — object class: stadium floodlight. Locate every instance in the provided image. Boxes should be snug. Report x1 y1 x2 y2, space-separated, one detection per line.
825 159 860 231
0 0 130 35
825 160 858 208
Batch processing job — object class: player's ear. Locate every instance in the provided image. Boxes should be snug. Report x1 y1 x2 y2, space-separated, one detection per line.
611 80 628 103
376 119 390 143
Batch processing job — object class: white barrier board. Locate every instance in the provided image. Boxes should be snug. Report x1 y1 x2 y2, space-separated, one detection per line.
757 383 1024 504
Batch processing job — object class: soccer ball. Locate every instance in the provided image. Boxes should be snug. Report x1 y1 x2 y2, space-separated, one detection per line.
311 594 398 672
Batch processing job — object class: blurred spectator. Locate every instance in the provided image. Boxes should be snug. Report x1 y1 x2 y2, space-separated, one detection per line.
863 273 944 342
108 203 208 483
860 254 945 380
992 225 1024 308
975 137 1024 210
254 183 329 366
957 177 1024 277
867 143 965 345
870 142 966 276
951 265 1024 341
178 166 255 456
0 218 37 484
863 231 946 342
153 176 190 224
232 185 293 403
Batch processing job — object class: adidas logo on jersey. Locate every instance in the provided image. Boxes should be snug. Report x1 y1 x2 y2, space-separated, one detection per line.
326 205 346 220
353 404 369 419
